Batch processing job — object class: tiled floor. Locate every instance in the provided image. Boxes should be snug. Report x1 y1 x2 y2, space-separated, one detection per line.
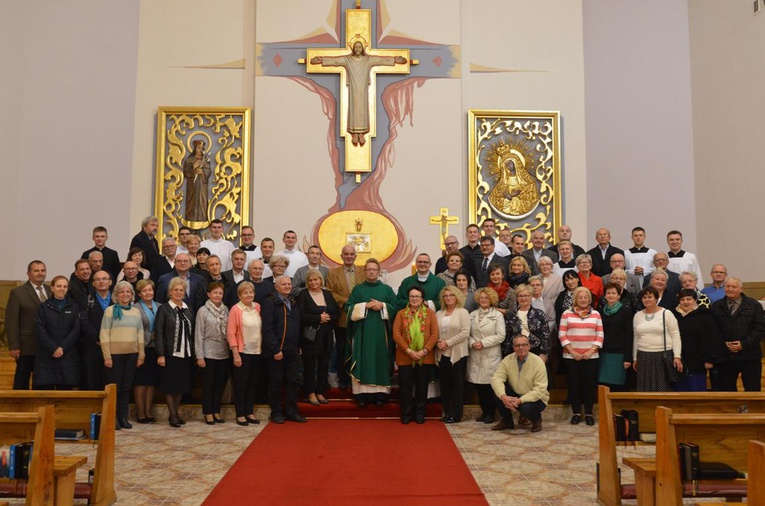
3 406 732 505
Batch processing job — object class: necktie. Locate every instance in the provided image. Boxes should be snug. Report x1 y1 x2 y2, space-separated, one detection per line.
482 258 489 272
36 286 47 303
346 268 356 289
728 300 738 315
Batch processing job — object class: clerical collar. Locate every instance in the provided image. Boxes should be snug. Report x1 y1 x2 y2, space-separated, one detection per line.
667 250 686 258
629 246 649 253
417 273 429 282
241 245 256 251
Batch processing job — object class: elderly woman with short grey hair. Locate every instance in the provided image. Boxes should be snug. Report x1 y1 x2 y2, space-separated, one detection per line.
100 280 145 429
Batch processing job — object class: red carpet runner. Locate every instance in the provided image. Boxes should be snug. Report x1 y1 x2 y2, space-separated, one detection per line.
203 419 487 505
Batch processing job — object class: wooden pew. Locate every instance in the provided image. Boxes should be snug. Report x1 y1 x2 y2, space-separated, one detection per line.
597 385 765 505
655 407 765 505
0 405 55 505
749 440 765 504
0 385 117 506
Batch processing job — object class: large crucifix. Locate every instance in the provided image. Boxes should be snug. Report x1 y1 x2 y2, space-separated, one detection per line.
300 2 416 183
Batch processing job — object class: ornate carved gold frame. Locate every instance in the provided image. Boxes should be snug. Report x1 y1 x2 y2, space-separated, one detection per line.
154 106 251 244
468 110 561 246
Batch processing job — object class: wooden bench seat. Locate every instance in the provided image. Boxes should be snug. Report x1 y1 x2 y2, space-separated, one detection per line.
596 385 765 505
655 407 765 505
0 405 55 505
0 385 117 506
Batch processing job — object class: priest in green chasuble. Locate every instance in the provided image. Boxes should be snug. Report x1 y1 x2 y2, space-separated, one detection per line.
345 258 403 406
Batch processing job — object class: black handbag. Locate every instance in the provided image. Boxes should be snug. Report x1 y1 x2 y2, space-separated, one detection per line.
302 326 318 342
662 310 689 383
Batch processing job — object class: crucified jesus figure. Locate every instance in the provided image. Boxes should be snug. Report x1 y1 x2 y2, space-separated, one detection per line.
311 40 407 147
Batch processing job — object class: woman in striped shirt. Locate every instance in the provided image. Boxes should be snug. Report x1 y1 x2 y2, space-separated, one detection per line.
558 286 604 426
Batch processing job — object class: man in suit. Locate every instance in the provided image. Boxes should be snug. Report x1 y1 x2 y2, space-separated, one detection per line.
222 249 250 285
642 252 681 297
587 228 623 277
150 236 177 281
81 226 121 281
129 216 160 270
474 236 510 288
522 230 558 275
6 260 52 389
602 253 641 295
712 276 765 392
86 251 105 280
155 253 204 309
292 245 329 291
326 245 365 390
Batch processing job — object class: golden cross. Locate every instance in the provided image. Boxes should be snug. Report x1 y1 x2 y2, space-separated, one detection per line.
301 7 415 183
429 208 459 250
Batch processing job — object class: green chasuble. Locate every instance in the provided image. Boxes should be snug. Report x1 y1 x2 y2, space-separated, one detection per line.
345 280 403 387
396 272 446 311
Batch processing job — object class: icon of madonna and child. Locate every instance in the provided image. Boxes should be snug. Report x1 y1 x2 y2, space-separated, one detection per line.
483 140 541 219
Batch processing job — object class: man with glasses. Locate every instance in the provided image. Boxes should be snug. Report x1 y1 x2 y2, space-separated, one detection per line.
175 226 192 254
397 253 446 310
490 335 549 433
702 264 728 303
602 253 641 295
434 236 460 275
239 225 262 266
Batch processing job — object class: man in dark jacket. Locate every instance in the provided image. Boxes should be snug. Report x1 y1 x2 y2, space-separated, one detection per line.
712 276 765 391
261 275 304 424
80 271 113 391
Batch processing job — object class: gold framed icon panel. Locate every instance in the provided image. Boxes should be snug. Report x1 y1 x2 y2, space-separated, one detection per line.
154 106 251 244
468 110 561 247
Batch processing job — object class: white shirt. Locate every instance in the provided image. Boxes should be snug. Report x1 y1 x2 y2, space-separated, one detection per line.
281 248 308 277
493 241 511 257
243 246 262 269
667 251 704 289
201 237 236 271
625 247 657 279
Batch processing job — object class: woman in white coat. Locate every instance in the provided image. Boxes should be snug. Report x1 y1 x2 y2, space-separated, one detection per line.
436 285 471 424
466 287 507 425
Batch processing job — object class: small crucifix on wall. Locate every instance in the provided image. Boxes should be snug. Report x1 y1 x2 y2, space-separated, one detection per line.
429 207 459 250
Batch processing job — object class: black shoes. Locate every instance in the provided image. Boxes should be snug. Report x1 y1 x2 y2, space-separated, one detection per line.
118 419 133 430
441 415 456 424
531 419 543 433
236 418 249 426
269 414 285 424
286 414 307 423
483 415 495 424
177 418 186 425
169 418 181 428
401 416 411 425
585 415 595 426
246 416 260 425
570 414 581 425
137 417 152 424
214 416 225 424
205 416 216 426
415 416 425 424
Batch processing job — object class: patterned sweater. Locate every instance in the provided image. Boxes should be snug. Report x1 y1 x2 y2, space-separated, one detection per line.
100 306 144 360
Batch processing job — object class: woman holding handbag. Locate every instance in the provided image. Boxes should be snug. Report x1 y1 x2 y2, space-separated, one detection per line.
296 269 339 406
632 286 683 392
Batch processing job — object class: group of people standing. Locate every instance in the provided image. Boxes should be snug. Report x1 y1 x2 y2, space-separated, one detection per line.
6 218 763 433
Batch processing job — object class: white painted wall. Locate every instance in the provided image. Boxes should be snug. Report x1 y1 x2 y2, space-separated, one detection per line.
583 0 697 258
3 0 763 287
689 0 765 280
0 0 140 279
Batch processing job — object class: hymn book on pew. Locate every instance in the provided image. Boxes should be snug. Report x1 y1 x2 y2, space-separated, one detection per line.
678 443 746 481
55 429 86 440
0 442 33 479
90 412 101 440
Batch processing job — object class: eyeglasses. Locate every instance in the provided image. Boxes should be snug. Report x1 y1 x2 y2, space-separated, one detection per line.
445 241 458 247
513 343 530 348
409 295 423 299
